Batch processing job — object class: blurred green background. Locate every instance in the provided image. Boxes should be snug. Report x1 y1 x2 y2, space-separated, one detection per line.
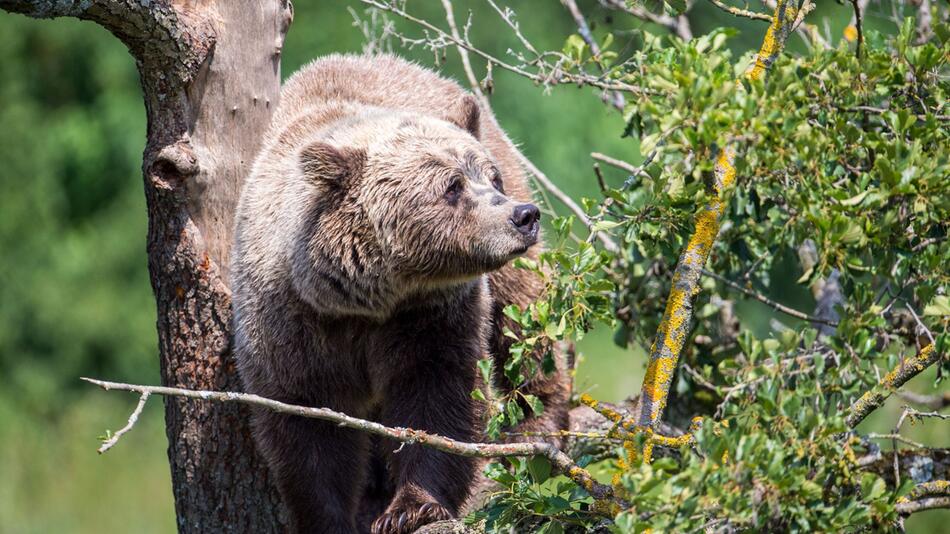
0 1 944 532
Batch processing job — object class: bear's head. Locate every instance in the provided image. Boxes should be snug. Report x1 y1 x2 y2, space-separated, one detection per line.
290 96 540 317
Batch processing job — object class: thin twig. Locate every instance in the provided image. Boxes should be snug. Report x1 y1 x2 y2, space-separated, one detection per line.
598 0 693 40
440 0 484 100
591 152 649 177
904 301 936 346
897 390 950 410
707 0 772 22
866 432 926 450
81 377 620 506
560 0 625 110
702 268 838 326
97 391 150 454
849 0 865 59
360 0 648 95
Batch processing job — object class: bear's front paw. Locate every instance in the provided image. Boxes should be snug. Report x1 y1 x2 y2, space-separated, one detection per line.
370 502 452 534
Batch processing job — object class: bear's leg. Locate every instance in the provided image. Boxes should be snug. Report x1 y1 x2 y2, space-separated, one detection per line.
370 357 478 534
252 408 370 534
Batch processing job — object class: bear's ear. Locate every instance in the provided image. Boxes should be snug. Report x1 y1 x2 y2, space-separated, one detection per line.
445 94 481 139
299 142 364 185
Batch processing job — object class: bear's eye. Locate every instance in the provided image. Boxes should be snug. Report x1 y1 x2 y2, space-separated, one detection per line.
491 171 504 194
444 176 464 204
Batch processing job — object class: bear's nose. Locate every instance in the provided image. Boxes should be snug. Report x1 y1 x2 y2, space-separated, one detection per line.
510 203 540 236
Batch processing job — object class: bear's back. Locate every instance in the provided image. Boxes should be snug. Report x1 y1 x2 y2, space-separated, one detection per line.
275 53 465 131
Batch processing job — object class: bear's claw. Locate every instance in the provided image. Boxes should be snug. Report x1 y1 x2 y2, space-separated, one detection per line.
371 501 452 534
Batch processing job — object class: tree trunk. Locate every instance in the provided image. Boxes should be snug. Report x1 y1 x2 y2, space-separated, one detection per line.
0 1 293 531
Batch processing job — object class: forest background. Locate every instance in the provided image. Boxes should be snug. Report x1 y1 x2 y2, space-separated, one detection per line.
0 1 945 532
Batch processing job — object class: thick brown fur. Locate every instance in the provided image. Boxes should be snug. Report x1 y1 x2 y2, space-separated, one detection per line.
231 54 569 534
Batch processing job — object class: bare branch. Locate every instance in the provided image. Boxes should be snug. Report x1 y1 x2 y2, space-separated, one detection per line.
706 0 772 22
98 391 150 454
849 0 866 59
701 269 838 327
590 152 650 179
904 302 936 346
560 0 625 110
360 0 649 95
846 344 942 428
598 0 693 41
440 0 484 100
485 0 538 57
866 432 927 450
897 390 950 410
896 496 950 514
82 377 621 507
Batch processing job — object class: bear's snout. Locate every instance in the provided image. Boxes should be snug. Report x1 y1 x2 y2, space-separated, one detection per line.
510 203 540 243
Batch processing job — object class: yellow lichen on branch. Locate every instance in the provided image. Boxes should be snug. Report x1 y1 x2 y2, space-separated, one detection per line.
630 0 798 432
846 343 940 428
746 1 797 81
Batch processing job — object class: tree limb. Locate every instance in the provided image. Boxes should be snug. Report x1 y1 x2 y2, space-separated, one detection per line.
0 0 215 84
848 0 867 59
763 0 829 50
81 377 623 509
706 0 772 22
846 344 941 428
860 448 950 483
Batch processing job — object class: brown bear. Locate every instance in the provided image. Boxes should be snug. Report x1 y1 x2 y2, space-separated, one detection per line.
231 53 570 534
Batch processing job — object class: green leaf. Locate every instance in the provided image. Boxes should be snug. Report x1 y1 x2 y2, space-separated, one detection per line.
524 394 545 416
665 0 687 14
477 358 493 385
527 455 552 484
924 295 950 316
838 190 870 207
592 220 622 232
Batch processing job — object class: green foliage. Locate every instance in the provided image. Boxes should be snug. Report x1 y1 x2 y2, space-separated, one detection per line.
469 457 599 533
481 218 617 437
479 8 949 534
1 1 947 532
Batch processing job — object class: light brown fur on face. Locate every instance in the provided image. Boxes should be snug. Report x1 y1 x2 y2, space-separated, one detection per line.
231 54 570 534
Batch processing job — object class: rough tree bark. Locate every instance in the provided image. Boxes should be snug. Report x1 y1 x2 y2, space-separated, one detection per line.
0 1 293 531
